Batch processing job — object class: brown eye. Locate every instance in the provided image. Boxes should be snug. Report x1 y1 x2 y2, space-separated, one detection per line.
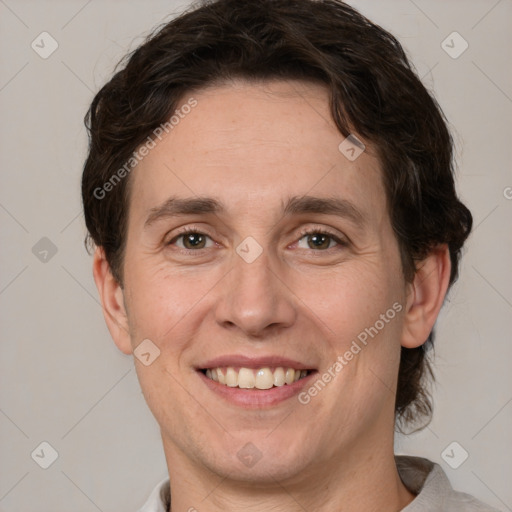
181 232 207 249
305 233 332 250
297 229 345 251
168 230 214 250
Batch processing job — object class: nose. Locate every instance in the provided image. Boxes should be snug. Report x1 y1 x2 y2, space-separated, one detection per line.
214 248 296 338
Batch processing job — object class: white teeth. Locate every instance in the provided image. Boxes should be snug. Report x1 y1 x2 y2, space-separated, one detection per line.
225 367 238 387
273 367 285 387
238 367 255 388
255 368 274 389
204 366 310 389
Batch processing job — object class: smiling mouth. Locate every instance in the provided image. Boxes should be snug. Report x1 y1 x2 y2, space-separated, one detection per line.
200 366 313 390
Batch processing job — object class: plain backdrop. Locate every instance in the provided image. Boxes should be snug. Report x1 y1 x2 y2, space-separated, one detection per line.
0 0 511 511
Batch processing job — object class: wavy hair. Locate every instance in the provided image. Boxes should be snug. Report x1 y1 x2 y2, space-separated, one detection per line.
81 0 472 431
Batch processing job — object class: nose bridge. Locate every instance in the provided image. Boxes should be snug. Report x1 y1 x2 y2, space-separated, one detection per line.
234 246 275 298
215 244 295 336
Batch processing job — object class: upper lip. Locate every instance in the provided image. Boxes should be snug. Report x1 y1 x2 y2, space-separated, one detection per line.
197 355 315 370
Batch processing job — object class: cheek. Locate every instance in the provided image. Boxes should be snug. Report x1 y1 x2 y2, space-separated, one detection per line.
308 266 404 412
122 256 222 357
302 263 402 342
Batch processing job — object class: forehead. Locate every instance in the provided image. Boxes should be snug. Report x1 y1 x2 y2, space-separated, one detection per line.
129 79 386 225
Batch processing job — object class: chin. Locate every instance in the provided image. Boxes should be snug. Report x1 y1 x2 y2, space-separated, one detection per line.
212 454 310 485
201 432 316 483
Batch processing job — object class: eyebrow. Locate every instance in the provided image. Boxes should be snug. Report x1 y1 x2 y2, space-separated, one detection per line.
144 196 225 227
144 195 366 228
282 195 366 227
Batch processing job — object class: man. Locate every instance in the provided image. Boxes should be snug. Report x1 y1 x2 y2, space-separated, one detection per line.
81 0 499 510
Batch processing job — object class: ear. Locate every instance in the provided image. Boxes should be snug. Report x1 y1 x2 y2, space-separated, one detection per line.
92 246 133 355
401 244 451 349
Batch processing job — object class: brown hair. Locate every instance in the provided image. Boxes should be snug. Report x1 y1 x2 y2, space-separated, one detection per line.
81 0 472 431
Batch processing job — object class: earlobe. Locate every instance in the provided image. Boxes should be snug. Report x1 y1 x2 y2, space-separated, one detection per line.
92 247 133 355
401 245 451 349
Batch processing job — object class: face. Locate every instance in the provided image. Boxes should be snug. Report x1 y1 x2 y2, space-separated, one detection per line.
112 80 412 483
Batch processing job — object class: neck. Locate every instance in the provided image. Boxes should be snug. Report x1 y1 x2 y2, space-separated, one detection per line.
162 436 415 512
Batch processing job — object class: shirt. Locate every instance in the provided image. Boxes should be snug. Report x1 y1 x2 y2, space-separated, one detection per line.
137 455 501 512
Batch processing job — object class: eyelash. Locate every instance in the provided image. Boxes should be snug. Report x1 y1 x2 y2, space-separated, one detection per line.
166 225 348 253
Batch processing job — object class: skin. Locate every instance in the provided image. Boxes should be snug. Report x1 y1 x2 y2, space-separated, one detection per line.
93 79 451 512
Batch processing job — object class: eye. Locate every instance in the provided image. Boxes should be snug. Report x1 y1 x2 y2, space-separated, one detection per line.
165 226 348 253
295 228 347 251
167 227 215 251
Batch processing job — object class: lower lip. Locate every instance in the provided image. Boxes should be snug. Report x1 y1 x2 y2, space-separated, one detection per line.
197 370 317 408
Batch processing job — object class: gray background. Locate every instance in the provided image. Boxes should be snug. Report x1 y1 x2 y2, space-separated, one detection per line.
0 0 511 510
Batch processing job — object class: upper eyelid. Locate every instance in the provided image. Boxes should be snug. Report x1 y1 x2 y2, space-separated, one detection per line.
167 225 215 243
296 225 346 239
